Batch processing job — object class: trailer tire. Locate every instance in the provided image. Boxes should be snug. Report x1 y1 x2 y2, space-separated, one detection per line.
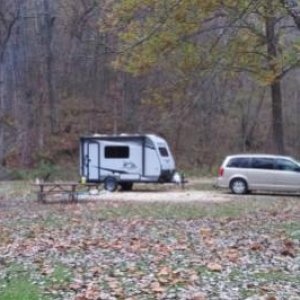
104 177 118 192
120 182 133 191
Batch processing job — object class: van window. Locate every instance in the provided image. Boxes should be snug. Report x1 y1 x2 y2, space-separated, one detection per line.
159 147 169 157
275 159 299 171
251 158 274 170
227 157 250 168
105 146 129 159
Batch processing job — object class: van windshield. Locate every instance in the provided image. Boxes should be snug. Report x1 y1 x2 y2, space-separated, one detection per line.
159 147 169 157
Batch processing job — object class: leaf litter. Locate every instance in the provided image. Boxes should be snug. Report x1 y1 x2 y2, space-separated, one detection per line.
0 188 299 300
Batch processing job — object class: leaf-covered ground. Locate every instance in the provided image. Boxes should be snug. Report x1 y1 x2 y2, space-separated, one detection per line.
0 182 299 300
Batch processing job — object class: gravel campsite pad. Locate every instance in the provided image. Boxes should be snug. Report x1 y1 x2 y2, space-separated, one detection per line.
0 181 299 300
82 190 234 203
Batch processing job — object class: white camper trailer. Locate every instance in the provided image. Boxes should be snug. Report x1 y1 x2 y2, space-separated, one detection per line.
80 134 179 191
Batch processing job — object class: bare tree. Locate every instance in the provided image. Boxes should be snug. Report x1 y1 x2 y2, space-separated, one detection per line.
0 0 21 165
42 0 57 133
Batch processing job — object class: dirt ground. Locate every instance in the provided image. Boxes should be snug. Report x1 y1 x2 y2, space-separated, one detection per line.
82 190 233 203
78 177 300 203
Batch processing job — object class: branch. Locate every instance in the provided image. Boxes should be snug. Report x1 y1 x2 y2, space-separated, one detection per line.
280 0 300 30
0 9 20 62
237 50 270 60
278 59 300 79
0 10 7 27
118 0 183 54
71 3 99 40
208 0 265 53
217 64 260 75
183 24 265 42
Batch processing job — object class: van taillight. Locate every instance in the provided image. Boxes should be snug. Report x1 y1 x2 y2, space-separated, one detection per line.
218 167 224 177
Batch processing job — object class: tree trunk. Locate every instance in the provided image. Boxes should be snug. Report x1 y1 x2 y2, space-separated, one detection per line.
0 2 19 165
265 5 285 154
43 0 57 133
270 80 284 153
0 63 5 165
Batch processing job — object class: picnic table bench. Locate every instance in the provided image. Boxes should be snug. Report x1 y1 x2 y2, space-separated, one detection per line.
32 182 100 203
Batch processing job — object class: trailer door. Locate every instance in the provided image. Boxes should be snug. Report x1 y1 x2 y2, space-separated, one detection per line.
87 142 100 181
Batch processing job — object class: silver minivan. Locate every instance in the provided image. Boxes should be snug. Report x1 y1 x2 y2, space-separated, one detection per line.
217 154 300 194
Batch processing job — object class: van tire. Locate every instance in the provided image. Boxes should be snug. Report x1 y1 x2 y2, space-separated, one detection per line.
230 178 248 194
120 182 133 191
104 177 118 192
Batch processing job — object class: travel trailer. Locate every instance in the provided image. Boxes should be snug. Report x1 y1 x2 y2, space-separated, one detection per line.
80 134 180 191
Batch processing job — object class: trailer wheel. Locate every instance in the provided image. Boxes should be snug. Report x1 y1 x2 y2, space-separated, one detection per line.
120 182 133 191
104 177 118 192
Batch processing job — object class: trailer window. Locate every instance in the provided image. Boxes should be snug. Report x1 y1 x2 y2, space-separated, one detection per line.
159 147 169 157
105 146 129 159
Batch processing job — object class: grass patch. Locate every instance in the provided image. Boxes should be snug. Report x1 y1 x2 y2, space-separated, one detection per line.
281 221 300 240
96 199 280 220
194 266 221 281
40 215 69 230
0 181 31 199
253 271 300 284
240 288 257 299
228 268 245 281
186 181 215 191
8 161 60 181
44 264 72 288
182 166 218 177
0 278 44 300
4 162 78 183
0 265 45 300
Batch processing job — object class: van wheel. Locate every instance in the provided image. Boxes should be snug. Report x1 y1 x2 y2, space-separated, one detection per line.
230 178 248 194
104 177 118 192
120 182 133 191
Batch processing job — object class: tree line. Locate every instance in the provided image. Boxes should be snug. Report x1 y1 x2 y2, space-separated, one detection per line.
1 0 300 173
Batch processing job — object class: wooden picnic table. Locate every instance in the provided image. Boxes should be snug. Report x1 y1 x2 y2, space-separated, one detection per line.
32 182 100 203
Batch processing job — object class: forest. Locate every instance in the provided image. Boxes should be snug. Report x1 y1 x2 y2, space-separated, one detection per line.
1 0 300 175
0 2 300 299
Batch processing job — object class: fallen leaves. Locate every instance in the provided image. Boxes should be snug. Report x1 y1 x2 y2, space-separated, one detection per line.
250 242 264 251
280 239 296 257
69 282 83 291
199 227 212 238
224 248 240 263
149 281 165 293
207 262 222 272
190 292 207 300
0 193 299 299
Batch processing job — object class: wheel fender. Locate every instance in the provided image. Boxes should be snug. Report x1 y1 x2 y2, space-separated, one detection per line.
229 175 248 187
